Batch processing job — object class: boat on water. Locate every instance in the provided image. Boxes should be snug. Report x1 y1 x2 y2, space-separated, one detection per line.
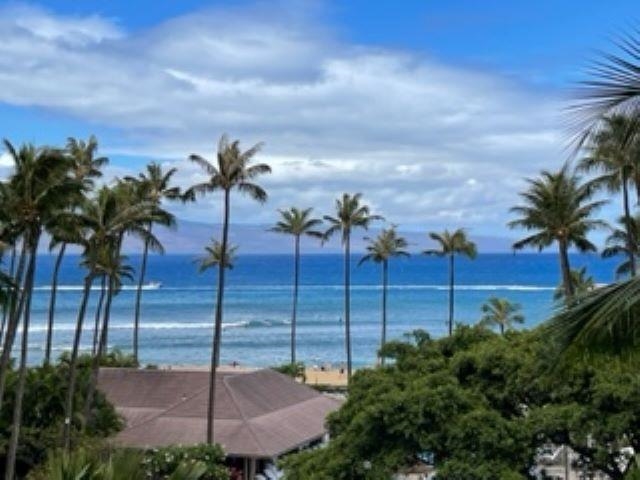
142 281 162 290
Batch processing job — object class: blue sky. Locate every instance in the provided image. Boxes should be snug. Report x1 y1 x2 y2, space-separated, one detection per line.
0 0 637 248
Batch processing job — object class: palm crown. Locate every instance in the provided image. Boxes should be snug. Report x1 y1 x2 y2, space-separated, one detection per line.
424 228 477 259
360 227 410 265
271 207 323 238
198 239 237 272
323 193 383 242
479 297 524 335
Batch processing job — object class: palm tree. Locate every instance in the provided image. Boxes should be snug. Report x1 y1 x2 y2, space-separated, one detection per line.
579 115 638 274
44 136 107 365
0 140 79 480
553 267 596 305
270 207 323 364
424 228 477 336
478 297 524 335
602 215 640 278
198 239 237 272
185 134 271 445
508 166 606 300
323 193 382 382
358 227 409 365
124 163 180 364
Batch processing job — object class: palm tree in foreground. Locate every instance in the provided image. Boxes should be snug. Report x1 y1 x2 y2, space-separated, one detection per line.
359 227 409 365
186 134 270 445
324 193 382 383
478 297 524 335
508 166 606 301
270 207 323 364
424 228 476 336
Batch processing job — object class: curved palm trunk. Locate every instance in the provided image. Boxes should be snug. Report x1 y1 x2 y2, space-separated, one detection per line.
133 226 152 365
62 274 94 450
45 242 66 365
92 276 107 356
5 235 38 480
380 259 388 366
291 235 300 364
448 254 455 336
621 175 636 276
0 246 17 344
500 322 505 336
344 230 352 383
207 189 230 445
558 239 574 301
0 240 29 412
84 275 115 430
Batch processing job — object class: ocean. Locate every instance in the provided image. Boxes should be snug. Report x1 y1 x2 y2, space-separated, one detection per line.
12 253 620 368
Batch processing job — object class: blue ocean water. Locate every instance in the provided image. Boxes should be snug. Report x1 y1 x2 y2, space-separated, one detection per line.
16 253 619 368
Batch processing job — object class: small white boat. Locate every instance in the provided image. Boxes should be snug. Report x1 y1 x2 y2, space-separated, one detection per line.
142 281 162 290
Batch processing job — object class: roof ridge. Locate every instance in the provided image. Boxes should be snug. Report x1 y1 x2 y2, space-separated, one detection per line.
222 372 269 455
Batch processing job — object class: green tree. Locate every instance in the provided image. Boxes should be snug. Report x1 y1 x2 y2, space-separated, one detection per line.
423 228 477 336
508 166 605 301
602 215 640 278
579 115 638 275
270 207 323 364
553 266 596 305
478 297 524 335
186 134 271 445
323 193 382 383
124 162 180 364
197 239 237 272
358 227 409 365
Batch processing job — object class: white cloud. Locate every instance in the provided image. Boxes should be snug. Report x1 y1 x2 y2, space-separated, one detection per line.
0 2 572 238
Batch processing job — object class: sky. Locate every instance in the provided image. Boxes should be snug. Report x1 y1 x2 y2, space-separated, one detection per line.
0 0 638 251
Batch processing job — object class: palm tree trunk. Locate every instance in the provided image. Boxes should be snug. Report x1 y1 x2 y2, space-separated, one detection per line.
92 276 107 356
0 245 17 344
45 242 66 365
5 235 37 480
622 174 636 276
207 188 230 445
0 240 29 412
344 229 352 383
558 239 574 300
448 254 455 336
291 235 300 365
380 260 388 366
84 274 115 430
133 229 151 365
62 274 94 450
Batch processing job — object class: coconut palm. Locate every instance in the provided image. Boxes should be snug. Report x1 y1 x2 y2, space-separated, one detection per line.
478 297 524 335
424 228 477 336
358 227 409 365
0 140 79 480
198 239 237 272
553 267 596 305
508 166 606 300
579 115 639 274
44 136 107 366
602 215 640 278
124 163 180 364
61 187 165 449
323 193 382 382
185 134 271 445
270 207 323 364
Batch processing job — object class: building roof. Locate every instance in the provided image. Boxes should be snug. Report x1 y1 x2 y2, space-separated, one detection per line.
97 367 342 459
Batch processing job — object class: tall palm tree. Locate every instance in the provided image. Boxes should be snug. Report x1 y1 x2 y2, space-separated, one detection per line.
270 207 323 364
323 193 382 382
478 297 524 335
61 187 164 449
424 228 477 336
124 163 180 364
579 115 638 275
358 227 409 365
508 166 606 300
0 140 79 480
44 136 107 365
185 134 271 445
602 215 640 279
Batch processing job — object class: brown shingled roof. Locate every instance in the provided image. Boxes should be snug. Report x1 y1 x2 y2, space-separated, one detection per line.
98 368 341 459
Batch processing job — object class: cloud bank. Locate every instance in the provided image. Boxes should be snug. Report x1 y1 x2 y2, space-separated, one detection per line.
0 2 567 238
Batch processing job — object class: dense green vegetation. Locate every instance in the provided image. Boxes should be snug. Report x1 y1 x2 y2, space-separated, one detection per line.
282 326 640 479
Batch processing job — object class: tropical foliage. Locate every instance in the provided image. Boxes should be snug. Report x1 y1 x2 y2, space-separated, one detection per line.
478 297 524 335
